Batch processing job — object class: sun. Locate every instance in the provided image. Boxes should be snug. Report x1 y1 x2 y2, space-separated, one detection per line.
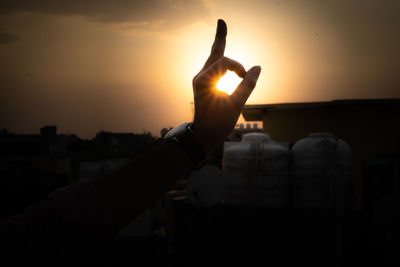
216 70 243 95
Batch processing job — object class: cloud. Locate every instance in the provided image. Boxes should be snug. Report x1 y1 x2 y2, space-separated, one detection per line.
0 31 19 44
0 0 210 29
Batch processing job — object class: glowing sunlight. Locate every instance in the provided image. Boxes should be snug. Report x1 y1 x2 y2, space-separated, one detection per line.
216 71 243 95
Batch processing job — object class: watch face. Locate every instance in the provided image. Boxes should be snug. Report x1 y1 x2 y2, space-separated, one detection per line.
164 122 190 139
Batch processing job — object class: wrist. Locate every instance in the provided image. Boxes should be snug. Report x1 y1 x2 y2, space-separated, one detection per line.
164 122 209 170
193 130 213 155
192 122 224 155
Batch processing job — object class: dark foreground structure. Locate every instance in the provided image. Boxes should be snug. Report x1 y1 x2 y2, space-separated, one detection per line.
114 98 400 266
2 99 400 266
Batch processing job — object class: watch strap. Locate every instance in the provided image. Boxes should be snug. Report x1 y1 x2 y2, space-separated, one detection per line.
165 123 209 169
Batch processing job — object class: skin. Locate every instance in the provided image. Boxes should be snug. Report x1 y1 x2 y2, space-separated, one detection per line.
193 19 261 153
92 19 261 233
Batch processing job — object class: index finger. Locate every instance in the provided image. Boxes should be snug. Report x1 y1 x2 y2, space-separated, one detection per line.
200 19 227 72
204 57 247 80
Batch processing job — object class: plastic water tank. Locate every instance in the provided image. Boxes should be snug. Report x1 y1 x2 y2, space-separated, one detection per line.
291 133 352 211
242 132 271 143
223 133 290 207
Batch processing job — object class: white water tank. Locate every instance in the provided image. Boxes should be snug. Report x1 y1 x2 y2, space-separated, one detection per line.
242 132 271 143
291 133 352 212
223 133 290 207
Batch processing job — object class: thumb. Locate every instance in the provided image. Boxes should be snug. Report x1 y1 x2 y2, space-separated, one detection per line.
231 66 261 107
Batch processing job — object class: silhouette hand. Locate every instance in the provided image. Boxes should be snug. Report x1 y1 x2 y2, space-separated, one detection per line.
192 19 261 153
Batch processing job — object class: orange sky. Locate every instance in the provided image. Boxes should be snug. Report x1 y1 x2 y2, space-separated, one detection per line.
1 0 399 138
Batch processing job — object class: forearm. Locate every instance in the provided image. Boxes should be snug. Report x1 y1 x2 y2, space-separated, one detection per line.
91 142 193 232
1 178 110 261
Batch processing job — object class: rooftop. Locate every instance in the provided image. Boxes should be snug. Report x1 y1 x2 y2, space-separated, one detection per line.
242 98 400 121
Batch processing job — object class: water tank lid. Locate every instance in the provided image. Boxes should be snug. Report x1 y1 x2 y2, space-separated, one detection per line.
308 133 336 138
242 132 271 142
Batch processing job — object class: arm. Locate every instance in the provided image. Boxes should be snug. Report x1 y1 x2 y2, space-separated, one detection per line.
1 19 261 249
91 142 193 232
92 19 261 232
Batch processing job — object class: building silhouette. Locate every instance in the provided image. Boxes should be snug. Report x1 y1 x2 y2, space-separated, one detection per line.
242 98 400 210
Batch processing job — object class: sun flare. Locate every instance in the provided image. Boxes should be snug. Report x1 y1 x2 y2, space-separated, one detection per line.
216 71 243 95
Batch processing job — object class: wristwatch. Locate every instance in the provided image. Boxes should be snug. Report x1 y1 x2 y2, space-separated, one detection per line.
164 122 209 170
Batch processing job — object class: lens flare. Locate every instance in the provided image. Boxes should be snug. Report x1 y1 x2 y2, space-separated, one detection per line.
216 71 242 95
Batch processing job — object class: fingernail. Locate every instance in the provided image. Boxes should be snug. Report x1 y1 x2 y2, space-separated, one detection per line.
250 66 261 78
216 19 227 38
